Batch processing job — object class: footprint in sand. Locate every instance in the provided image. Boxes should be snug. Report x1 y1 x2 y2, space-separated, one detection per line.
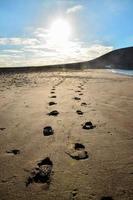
76 110 84 115
26 157 53 187
51 91 55 94
48 110 59 116
43 126 54 136
75 90 81 93
78 86 84 90
75 143 85 150
81 102 87 106
48 102 57 106
70 189 78 199
101 197 113 200
50 95 56 98
6 149 20 155
78 85 84 90
65 143 88 160
0 128 6 131
52 86 56 90
79 93 83 96
73 97 81 101
0 128 6 134
82 121 96 130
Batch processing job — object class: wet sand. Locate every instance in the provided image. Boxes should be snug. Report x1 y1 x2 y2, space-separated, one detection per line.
0 69 133 200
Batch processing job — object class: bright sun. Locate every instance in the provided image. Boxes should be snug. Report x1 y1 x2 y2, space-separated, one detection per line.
49 18 71 45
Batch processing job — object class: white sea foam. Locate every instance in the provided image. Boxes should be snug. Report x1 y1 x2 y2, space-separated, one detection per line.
109 69 133 76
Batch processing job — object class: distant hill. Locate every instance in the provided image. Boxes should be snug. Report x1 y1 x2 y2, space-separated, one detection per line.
0 47 133 73
87 47 133 69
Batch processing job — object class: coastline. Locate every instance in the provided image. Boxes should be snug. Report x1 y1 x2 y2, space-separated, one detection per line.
107 69 133 76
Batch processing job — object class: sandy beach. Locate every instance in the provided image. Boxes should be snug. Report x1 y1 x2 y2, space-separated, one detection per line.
0 69 133 200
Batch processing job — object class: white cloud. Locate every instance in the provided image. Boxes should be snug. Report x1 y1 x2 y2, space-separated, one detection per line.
3 49 24 53
0 37 39 46
0 27 113 67
66 5 83 14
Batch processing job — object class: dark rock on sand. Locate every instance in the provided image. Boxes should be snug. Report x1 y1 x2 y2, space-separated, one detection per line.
48 110 59 116
82 121 95 130
43 126 54 136
26 157 53 187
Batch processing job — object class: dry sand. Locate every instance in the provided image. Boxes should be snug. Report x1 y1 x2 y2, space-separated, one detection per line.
0 69 133 200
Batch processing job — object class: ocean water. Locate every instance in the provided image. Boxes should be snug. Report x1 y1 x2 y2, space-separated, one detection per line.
110 69 133 76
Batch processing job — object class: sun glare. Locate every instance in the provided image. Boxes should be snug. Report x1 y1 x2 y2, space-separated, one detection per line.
49 18 71 45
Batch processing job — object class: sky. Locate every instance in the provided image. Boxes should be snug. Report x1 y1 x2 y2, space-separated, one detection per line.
0 0 133 67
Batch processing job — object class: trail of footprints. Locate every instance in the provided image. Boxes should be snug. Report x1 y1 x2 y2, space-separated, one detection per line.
4 82 113 199
25 82 96 190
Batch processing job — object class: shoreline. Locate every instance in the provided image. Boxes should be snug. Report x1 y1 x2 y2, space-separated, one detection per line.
107 69 133 77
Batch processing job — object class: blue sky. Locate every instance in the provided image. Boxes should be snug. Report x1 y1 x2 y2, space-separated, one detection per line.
0 0 133 67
